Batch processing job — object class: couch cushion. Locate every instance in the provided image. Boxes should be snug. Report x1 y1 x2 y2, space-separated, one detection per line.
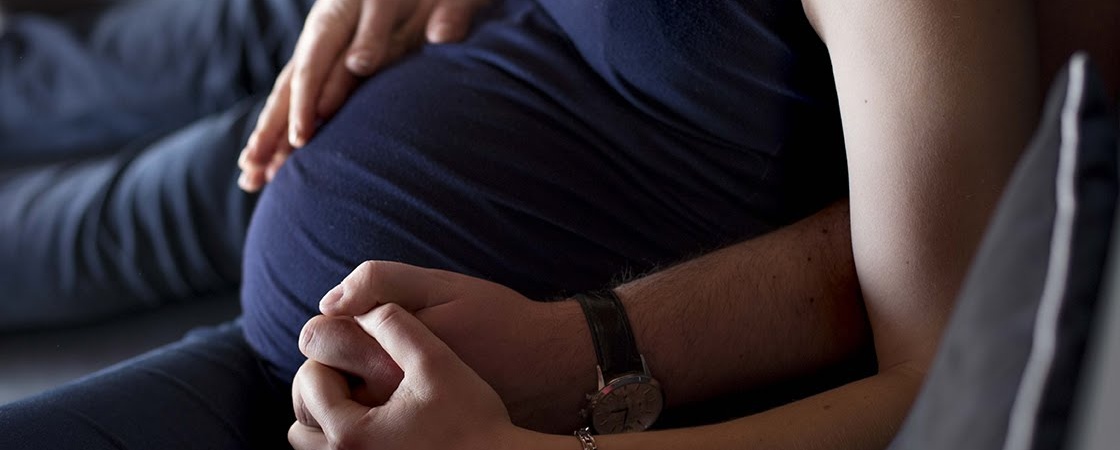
1067 201 1120 450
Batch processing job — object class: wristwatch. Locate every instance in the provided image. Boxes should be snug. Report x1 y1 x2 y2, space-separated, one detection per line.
574 289 664 434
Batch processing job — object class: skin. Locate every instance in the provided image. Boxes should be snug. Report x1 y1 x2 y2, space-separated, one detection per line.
285 0 1119 448
294 201 865 432
237 0 489 193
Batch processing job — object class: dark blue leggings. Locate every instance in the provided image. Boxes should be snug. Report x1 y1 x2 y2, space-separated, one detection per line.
0 322 294 449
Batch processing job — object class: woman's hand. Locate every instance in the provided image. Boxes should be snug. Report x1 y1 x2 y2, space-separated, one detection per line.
288 303 531 450
238 0 491 192
298 261 594 432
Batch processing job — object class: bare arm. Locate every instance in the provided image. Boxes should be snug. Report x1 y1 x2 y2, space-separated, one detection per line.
542 0 1043 447
564 0 1039 440
812 0 1038 372
614 200 867 410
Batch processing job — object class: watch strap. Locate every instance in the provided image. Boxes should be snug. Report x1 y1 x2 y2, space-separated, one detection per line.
574 289 645 380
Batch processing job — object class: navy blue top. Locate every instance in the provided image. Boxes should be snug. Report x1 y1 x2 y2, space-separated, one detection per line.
538 0 842 156
240 0 848 380
537 0 847 221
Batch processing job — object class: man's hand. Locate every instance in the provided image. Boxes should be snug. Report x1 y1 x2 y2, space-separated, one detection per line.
238 0 490 192
288 303 536 450
298 261 594 433
293 315 402 422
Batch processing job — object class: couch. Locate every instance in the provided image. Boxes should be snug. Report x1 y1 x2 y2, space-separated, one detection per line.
2 2 1118 450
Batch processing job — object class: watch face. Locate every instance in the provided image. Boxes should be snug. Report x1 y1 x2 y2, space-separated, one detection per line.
591 375 664 434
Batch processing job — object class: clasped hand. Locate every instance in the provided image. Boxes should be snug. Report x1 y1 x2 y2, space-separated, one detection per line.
238 0 490 192
288 262 580 449
288 302 528 450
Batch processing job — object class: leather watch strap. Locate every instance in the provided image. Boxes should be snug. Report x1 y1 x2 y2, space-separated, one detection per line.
574 289 645 379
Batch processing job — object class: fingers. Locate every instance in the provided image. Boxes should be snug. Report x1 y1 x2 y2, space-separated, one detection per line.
354 304 464 379
299 315 403 405
289 0 361 148
294 305 516 450
291 378 320 431
263 139 294 184
238 157 268 193
426 0 484 43
292 361 368 439
319 261 464 315
346 0 395 76
316 60 360 121
284 0 486 152
288 422 328 450
240 64 294 192
242 41 354 192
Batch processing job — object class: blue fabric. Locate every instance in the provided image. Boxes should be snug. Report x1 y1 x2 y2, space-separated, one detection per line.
241 0 846 380
0 321 295 449
0 0 311 164
537 0 843 155
0 0 311 329
0 101 259 328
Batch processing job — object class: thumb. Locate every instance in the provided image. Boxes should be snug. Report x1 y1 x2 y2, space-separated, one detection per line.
319 261 464 315
354 303 467 381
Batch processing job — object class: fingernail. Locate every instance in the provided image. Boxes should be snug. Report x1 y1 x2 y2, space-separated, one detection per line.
320 284 344 312
239 172 261 193
289 124 308 148
237 149 251 169
427 25 451 43
347 53 374 74
265 164 279 182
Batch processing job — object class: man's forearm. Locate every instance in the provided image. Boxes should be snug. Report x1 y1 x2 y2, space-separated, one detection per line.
533 200 869 430
619 200 868 407
530 363 922 450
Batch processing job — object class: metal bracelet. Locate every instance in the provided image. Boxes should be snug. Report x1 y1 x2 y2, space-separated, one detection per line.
575 427 598 450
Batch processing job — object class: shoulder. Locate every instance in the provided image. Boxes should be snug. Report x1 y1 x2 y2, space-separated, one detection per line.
804 0 1118 97
800 0 1034 46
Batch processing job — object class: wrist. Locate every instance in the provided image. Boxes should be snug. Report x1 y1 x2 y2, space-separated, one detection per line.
573 289 665 433
510 299 597 432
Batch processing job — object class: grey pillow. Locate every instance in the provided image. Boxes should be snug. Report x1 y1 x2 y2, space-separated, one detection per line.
888 54 1119 450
